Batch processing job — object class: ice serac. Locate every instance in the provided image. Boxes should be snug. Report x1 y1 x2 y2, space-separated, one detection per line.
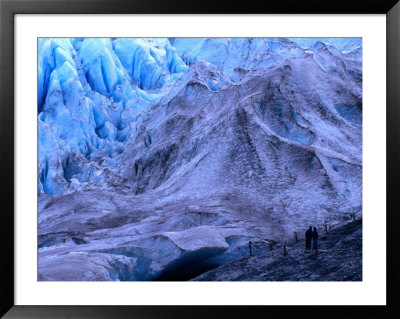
171 38 305 81
37 38 188 195
113 38 187 90
38 38 362 281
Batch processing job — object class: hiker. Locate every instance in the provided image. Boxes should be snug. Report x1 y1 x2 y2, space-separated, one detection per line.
248 241 253 256
305 226 313 250
313 227 318 252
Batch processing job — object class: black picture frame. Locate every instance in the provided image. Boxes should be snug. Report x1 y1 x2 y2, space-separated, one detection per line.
1 0 399 318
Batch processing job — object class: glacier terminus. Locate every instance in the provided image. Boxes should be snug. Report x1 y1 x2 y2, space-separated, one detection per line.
37 38 362 281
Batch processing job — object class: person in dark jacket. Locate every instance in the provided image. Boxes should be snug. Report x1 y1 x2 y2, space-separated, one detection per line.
305 226 313 250
313 227 318 252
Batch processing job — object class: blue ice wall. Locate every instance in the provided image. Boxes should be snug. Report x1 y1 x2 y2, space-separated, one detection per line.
38 38 188 195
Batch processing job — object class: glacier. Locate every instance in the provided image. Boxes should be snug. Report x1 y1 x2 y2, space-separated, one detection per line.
38 37 362 281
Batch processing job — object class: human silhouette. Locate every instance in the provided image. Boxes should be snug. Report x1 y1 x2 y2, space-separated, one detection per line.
305 226 313 250
313 227 318 252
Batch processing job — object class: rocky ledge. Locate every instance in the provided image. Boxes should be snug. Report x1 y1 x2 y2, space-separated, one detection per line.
191 218 362 281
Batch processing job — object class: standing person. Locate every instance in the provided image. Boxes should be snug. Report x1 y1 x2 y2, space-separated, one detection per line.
313 227 318 252
305 226 313 251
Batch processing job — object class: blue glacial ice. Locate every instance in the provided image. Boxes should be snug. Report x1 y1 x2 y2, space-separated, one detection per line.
38 38 188 194
38 37 362 197
38 37 362 281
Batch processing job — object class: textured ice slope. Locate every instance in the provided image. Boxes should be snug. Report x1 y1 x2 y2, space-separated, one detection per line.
38 38 362 281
